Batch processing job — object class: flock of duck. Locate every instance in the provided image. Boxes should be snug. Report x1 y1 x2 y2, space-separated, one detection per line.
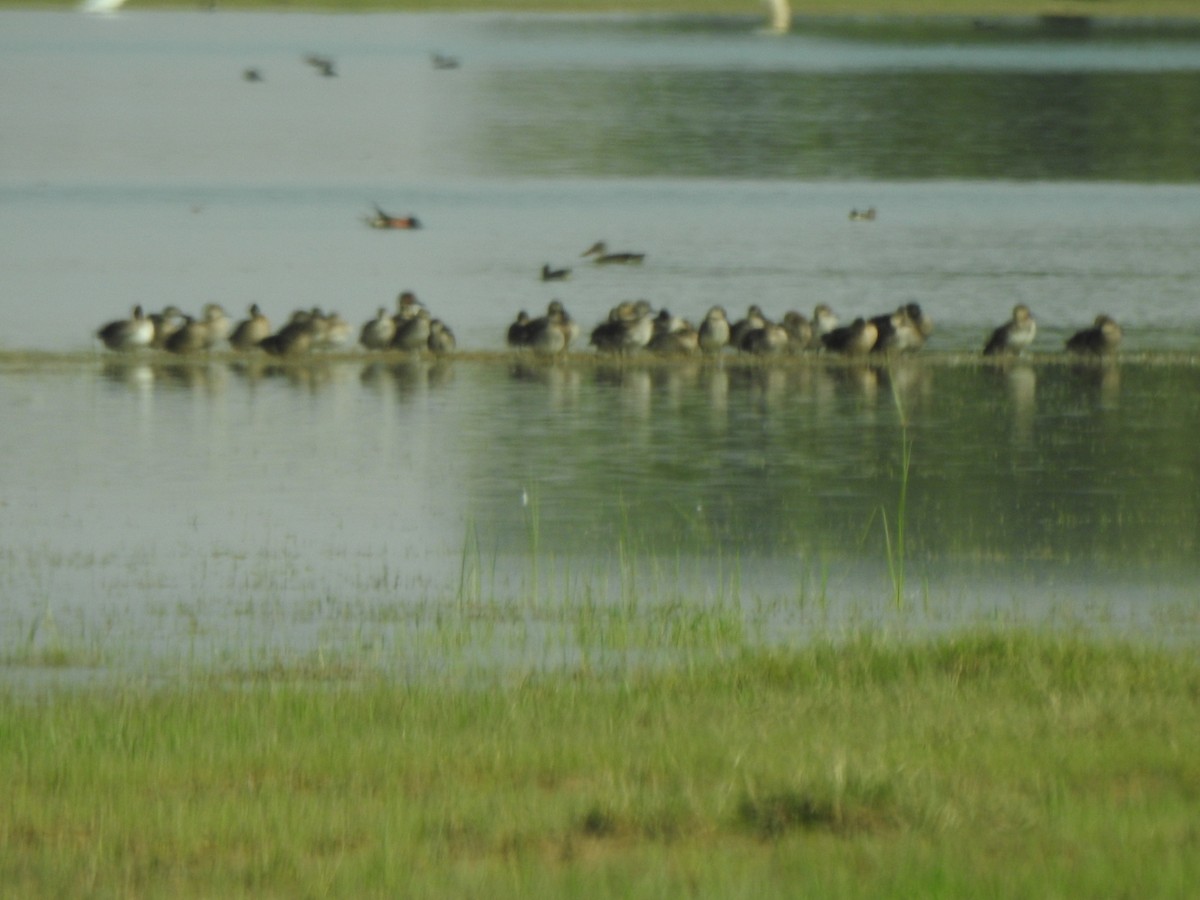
94 232 1123 360
96 293 1123 362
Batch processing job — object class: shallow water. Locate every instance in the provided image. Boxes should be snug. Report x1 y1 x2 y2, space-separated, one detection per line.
2 11 1199 677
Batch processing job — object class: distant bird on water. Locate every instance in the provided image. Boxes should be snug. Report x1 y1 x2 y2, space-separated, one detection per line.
849 207 877 221
367 205 421 230
431 53 460 70
243 68 264 83
581 241 645 265
541 263 570 282
304 54 337 77
983 304 1037 356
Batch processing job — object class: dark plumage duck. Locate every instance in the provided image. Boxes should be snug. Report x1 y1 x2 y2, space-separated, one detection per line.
821 317 879 356
1066 315 1122 355
427 319 456 355
541 264 570 282
304 53 337 77
392 308 432 352
590 300 654 354
259 311 316 357
871 303 931 353
781 311 814 352
849 207 877 221
96 305 154 352
983 304 1037 356
507 311 532 349
164 315 211 355
581 241 645 265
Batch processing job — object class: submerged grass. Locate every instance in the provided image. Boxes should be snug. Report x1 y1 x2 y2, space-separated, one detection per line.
1 631 1197 897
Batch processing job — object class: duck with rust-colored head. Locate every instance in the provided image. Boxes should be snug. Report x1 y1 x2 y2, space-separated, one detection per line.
984 304 1037 356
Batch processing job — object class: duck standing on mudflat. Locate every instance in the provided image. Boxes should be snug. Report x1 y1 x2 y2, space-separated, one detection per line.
97 305 155 352
698 305 731 354
781 311 814 352
360 307 397 351
871 303 930 353
506 310 532 348
729 305 767 350
148 305 185 349
259 311 316 357
427 319 457 355
821 317 879 356
524 301 575 357
581 241 645 265
983 304 1037 356
229 304 271 351
201 303 233 347
741 320 790 355
392 308 432 352
1066 314 1123 355
164 315 211 354
813 303 840 340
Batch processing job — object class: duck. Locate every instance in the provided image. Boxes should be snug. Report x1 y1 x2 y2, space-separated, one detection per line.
849 207 877 221
96 305 154 352
581 241 645 265
427 319 457 355
201 303 233 347
360 307 397 351
729 305 767 350
740 321 790 355
781 311 814 352
697 305 731 354
316 310 353 349
163 315 211 354
524 302 573 357
228 303 271 351
1066 314 1122 355
259 311 316 357
368 206 420 230
392 308 432 352
506 310 532 348
590 300 654 354
304 53 337 77
242 68 263 83
871 303 930 353
812 303 840 339
821 317 879 356
393 291 425 325
148 305 185 349
647 309 699 355
431 53 460 70
540 263 571 282
983 304 1037 356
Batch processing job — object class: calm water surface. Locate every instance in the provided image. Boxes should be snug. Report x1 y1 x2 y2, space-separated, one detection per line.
2 11 1199 676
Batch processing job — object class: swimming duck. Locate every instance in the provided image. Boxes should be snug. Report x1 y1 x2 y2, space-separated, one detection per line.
427 319 457 355
392 308 432 352
304 53 337 77
821 317 879 356
849 207 877 221
581 241 645 265
243 68 263 83
1066 314 1122 355
164 315 211 354
541 263 571 282
360 307 397 351
368 206 421 230
983 304 1037 356
229 303 271 351
96 305 154 352
698 305 731 354
431 53 460 70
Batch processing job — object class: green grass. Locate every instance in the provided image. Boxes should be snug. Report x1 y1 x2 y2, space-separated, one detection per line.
2 631 1197 897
